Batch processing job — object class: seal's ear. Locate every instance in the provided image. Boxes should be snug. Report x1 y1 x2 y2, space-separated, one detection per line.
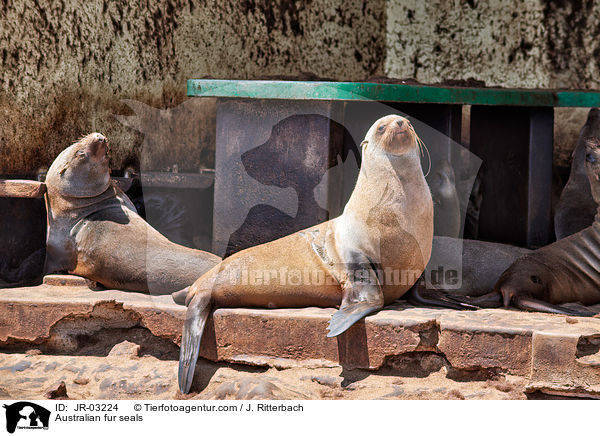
58 163 69 176
360 140 368 151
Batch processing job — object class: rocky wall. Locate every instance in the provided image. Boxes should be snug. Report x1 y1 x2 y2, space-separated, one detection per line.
385 0 600 168
0 0 386 176
1 0 598 174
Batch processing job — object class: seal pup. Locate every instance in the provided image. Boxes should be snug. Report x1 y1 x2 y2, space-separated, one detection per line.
554 108 600 239
44 133 221 293
177 115 433 393
485 136 600 315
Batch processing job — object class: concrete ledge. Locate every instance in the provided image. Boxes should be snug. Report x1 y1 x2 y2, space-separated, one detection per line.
2 278 600 397
0 179 46 198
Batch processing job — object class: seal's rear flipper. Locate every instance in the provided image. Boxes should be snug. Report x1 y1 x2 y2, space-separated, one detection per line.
178 292 211 394
441 291 503 309
405 287 479 310
456 291 503 308
513 296 596 317
172 287 189 305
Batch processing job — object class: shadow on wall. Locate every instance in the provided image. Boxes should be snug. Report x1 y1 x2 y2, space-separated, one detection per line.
225 114 361 257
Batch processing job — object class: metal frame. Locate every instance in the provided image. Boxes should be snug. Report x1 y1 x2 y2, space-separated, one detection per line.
188 79 600 107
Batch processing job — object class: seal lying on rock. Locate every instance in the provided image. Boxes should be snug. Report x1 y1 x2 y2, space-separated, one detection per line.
43 133 221 293
480 136 600 316
176 115 434 393
554 108 600 240
405 236 531 310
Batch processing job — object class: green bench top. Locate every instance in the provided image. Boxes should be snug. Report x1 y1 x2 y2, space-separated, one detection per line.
187 79 600 107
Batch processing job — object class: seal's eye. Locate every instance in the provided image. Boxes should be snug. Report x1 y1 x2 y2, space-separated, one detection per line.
377 124 386 134
586 153 597 164
530 275 542 284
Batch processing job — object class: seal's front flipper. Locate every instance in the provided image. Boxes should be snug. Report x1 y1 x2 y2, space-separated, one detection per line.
513 296 596 317
327 301 382 337
178 292 212 394
405 287 478 310
327 256 384 338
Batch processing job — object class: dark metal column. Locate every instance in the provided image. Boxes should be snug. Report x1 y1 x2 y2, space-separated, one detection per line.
470 106 553 248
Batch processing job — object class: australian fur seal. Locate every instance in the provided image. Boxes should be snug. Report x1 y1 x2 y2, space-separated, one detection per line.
554 108 600 240
428 160 461 238
406 158 528 309
486 136 600 315
405 236 531 310
43 133 221 293
176 115 433 393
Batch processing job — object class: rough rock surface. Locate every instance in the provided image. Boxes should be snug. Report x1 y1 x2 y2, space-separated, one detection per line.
0 351 530 400
385 0 600 90
2 1 599 177
0 0 386 176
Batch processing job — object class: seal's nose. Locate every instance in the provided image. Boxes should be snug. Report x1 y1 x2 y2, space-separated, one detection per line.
87 133 109 160
396 119 405 128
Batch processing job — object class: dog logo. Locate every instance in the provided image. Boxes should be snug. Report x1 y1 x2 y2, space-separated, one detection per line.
3 402 50 433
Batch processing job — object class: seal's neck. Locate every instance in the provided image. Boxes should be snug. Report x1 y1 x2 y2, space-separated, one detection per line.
574 135 591 176
343 147 424 215
47 183 121 221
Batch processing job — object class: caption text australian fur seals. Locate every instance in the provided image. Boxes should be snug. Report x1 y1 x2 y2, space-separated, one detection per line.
43 133 221 294
175 115 434 393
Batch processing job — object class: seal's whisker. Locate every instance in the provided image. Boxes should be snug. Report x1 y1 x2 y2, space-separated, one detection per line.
410 124 426 159
412 129 431 177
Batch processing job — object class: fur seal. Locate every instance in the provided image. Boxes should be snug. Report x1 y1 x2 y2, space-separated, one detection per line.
43 133 221 293
406 236 530 310
487 136 600 315
176 115 433 393
554 108 600 240
428 160 461 238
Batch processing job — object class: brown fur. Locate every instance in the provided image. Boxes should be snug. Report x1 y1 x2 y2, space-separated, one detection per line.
177 115 433 393
184 115 432 308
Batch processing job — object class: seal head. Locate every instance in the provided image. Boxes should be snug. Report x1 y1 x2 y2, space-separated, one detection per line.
362 115 419 156
46 133 111 199
554 108 600 239
584 136 600 206
494 257 551 308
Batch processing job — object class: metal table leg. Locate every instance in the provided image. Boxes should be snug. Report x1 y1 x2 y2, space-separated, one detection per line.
470 106 553 248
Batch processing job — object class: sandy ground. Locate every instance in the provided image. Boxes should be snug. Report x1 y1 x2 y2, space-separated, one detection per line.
0 343 530 400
